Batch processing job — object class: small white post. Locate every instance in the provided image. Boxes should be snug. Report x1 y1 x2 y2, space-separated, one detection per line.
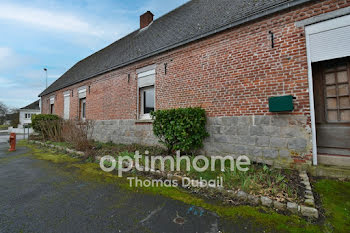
305 32 318 166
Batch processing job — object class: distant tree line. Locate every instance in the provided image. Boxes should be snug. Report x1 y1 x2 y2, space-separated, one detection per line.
0 101 19 127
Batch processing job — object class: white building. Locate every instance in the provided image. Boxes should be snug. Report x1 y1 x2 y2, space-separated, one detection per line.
19 100 40 127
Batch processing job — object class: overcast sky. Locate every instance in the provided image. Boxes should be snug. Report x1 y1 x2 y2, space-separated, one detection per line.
0 0 188 108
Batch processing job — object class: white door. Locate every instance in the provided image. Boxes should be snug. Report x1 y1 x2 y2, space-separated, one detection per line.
63 94 70 119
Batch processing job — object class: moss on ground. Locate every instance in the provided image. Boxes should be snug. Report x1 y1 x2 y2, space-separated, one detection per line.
136 185 320 232
314 179 350 233
18 140 79 163
19 140 350 232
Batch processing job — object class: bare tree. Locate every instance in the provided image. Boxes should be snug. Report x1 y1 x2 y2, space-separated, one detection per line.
0 101 9 125
0 101 8 116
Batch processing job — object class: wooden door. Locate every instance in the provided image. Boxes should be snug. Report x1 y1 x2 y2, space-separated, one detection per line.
313 57 350 156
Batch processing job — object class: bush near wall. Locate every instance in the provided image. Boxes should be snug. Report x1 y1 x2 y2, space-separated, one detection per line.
151 107 209 153
31 114 62 140
32 114 95 155
32 114 60 131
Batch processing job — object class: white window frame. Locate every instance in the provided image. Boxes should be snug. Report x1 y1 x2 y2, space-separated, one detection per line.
63 91 70 120
79 97 86 121
77 86 87 121
49 96 55 114
137 65 156 120
140 86 155 120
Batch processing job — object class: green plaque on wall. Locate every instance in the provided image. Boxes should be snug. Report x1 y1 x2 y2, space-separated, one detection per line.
268 95 294 112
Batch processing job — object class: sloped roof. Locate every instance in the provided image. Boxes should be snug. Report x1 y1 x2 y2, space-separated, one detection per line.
39 0 310 97
20 100 40 110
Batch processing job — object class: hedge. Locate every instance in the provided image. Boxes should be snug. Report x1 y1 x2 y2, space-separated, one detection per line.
31 114 61 134
151 107 209 153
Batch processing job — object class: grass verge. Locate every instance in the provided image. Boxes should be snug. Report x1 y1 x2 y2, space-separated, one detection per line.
314 179 350 232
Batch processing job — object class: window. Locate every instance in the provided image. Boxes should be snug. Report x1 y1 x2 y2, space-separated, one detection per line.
50 104 55 114
78 86 87 121
137 65 155 119
49 96 55 114
79 98 86 120
25 113 31 119
323 61 350 122
140 86 155 118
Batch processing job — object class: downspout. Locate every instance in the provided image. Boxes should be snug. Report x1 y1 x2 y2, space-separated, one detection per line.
305 32 318 166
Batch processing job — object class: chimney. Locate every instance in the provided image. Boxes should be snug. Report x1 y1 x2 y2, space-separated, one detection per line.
140 11 154 29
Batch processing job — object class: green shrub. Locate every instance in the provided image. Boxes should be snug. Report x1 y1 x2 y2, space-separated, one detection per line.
31 114 62 140
151 107 209 153
31 114 60 132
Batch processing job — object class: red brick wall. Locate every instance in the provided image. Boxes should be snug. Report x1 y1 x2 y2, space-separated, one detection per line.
41 0 350 122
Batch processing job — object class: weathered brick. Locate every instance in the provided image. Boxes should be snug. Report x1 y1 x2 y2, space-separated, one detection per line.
263 149 278 158
288 138 307 151
254 116 270 125
263 126 280 137
270 137 287 148
222 126 237 135
238 136 256 146
281 127 302 138
256 136 270 147
248 147 263 157
40 0 348 165
279 149 290 158
237 125 249 136
271 117 289 127
250 125 264 136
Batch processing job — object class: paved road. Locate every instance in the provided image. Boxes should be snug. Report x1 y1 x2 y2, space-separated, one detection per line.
0 142 266 233
0 132 26 144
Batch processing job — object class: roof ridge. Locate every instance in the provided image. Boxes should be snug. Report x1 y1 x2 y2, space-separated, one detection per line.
20 100 40 110
39 0 311 97
67 1 194 67
39 1 193 96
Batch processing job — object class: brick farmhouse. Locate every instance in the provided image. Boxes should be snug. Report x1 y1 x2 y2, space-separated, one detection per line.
39 0 350 167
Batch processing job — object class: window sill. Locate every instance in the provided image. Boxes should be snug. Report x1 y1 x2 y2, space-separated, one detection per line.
135 119 154 124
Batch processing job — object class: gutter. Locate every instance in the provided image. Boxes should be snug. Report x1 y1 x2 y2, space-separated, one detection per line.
39 0 312 97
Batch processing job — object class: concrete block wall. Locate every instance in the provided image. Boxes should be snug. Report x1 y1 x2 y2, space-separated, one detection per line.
91 114 312 167
203 115 312 167
92 120 158 146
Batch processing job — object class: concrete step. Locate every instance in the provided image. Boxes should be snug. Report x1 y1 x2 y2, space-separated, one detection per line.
318 154 350 167
308 164 350 178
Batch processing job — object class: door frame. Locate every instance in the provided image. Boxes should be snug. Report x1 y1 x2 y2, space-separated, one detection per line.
305 13 350 165
305 33 318 165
